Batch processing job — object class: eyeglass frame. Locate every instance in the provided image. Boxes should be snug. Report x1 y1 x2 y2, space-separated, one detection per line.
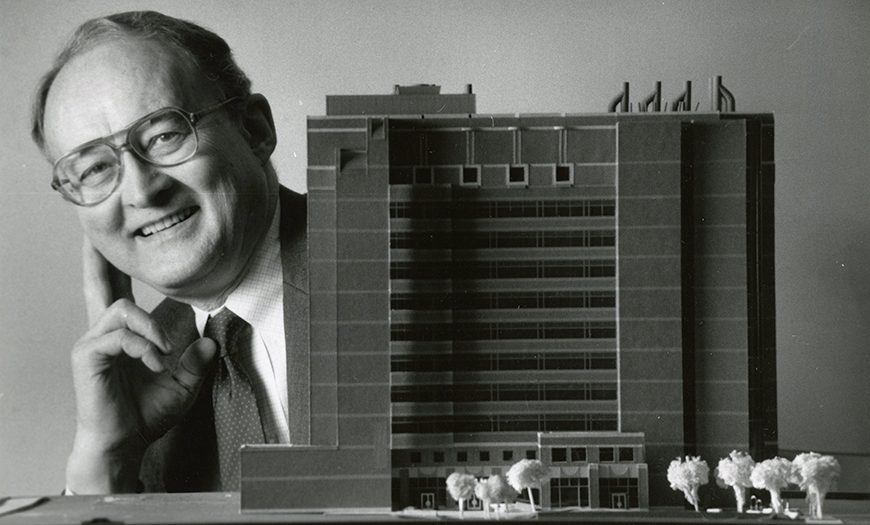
50 95 244 206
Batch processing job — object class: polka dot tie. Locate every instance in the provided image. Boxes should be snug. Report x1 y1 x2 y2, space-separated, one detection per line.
206 308 265 491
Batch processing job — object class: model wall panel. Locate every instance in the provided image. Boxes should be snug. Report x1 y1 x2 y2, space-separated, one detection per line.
521 129 560 162
336 200 390 230
694 413 748 448
425 131 467 165
690 120 745 161
692 227 747 256
617 288 681 318
336 262 385 291
308 132 367 166
692 252 747 287
619 349 682 379
310 383 339 414
618 380 683 411
473 131 513 164
617 163 682 197
574 164 617 186
693 288 748 319
693 318 749 349
309 262 337 292
529 165 555 186
337 292 390 321
618 197 682 225
617 257 682 288
481 165 510 187
618 228 681 254
617 122 682 163
693 350 749 381
694 380 748 412
693 193 748 225
337 231 389 259
310 293 337 323
565 128 616 163
308 170 337 190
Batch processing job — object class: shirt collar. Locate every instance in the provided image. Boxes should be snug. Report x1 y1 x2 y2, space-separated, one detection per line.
193 203 283 337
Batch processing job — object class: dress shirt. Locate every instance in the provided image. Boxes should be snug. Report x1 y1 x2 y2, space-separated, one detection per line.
192 204 289 444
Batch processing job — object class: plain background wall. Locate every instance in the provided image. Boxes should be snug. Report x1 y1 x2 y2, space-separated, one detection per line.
1 0 868 496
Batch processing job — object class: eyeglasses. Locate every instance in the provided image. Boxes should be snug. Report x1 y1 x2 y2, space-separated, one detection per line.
51 96 242 206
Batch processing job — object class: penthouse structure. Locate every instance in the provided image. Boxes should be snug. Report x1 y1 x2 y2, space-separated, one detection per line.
240 86 776 512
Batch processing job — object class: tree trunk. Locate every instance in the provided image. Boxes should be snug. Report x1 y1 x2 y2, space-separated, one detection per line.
769 489 782 514
812 487 823 519
527 487 537 512
459 498 465 518
733 485 745 513
690 487 700 512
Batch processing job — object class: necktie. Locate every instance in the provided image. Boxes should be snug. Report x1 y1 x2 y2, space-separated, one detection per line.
206 308 265 491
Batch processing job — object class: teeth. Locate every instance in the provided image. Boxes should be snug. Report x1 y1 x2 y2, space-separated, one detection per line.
140 208 195 237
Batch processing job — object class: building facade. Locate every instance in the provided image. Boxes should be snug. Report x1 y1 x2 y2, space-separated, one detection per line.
240 87 776 511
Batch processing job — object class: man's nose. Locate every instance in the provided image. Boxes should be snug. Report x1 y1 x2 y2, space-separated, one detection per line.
118 151 175 208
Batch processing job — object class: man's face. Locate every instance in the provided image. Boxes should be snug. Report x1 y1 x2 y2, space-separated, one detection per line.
42 38 276 305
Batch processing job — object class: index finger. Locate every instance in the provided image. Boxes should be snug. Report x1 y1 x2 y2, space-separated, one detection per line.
82 239 133 326
86 299 172 355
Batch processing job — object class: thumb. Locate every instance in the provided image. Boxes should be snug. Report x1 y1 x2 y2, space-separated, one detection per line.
170 337 219 396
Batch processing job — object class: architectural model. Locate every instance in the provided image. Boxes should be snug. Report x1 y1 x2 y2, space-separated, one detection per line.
239 82 777 512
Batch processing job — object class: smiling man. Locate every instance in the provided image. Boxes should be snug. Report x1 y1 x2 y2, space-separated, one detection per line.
31 11 307 493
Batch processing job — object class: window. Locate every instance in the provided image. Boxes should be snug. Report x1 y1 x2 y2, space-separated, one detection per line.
457 451 468 462
526 450 537 460
599 447 615 462
554 164 573 185
571 447 587 462
414 167 433 184
507 165 528 186
462 166 480 186
551 448 567 462
619 447 634 462
479 451 490 462
434 451 445 463
410 451 422 463
503 450 514 461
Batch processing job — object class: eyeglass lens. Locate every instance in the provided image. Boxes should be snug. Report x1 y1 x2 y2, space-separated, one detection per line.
56 109 197 204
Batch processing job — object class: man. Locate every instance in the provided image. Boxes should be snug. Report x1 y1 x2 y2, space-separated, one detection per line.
30 11 307 493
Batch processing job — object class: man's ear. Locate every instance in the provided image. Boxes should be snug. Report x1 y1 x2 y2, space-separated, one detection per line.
240 93 277 164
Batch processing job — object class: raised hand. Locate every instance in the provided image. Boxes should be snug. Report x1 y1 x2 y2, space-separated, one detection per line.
66 240 217 494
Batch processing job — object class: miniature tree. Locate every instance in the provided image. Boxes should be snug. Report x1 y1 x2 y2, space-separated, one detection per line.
667 456 709 511
474 477 495 519
446 472 477 518
750 456 792 514
507 458 550 512
792 452 841 519
715 450 755 513
487 473 518 514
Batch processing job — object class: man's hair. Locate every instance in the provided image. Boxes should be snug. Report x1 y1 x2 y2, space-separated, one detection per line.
31 10 252 153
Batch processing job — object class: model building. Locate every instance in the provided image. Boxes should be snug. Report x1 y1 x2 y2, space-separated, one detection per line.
240 84 776 512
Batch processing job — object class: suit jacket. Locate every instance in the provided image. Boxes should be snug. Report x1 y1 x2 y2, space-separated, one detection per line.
140 186 308 492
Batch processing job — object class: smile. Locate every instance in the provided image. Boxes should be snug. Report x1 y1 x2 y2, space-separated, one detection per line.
137 207 197 237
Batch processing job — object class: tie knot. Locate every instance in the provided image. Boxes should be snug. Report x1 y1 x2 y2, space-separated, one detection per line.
204 308 248 357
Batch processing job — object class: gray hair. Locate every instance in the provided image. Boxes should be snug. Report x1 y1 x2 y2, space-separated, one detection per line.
31 10 252 153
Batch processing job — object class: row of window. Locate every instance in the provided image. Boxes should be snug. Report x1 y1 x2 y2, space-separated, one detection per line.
389 199 615 220
391 382 617 403
551 446 634 463
390 230 615 249
392 413 618 434
390 260 616 280
395 448 539 466
389 164 575 187
391 291 616 311
390 321 617 342
390 352 617 372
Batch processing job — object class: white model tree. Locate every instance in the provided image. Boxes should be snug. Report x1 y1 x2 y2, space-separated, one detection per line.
446 472 477 518
474 477 496 519
667 456 709 511
750 456 792 514
715 450 755 513
791 452 841 519
487 473 518 514
507 459 550 512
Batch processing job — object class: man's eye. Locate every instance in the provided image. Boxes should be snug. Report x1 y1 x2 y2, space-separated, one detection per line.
79 162 113 184
148 132 185 148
